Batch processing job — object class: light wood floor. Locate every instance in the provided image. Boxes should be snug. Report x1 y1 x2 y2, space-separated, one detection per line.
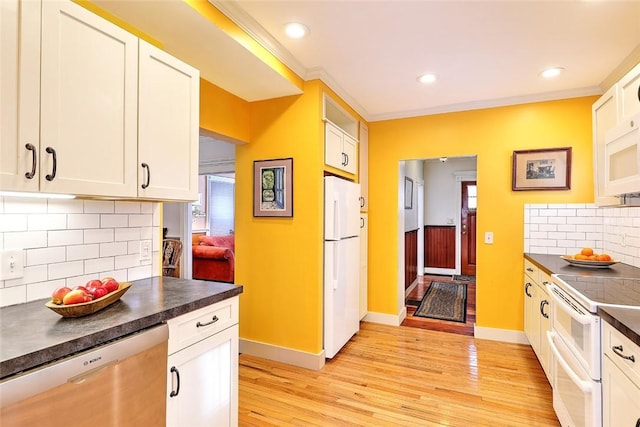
239 322 559 426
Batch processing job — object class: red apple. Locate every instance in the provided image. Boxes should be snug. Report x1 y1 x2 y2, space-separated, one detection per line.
73 285 90 293
63 289 91 305
102 278 119 293
86 279 103 289
91 287 108 299
51 286 72 305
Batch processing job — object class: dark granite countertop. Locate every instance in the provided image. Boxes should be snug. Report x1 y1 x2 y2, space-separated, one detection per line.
525 253 640 348
0 276 242 380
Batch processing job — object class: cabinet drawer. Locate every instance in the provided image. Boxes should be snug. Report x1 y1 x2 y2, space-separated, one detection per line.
524 259 540 283
167 296 238 355
603 321 640 388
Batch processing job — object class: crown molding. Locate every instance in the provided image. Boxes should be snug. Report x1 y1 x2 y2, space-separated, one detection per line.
367 86 603 122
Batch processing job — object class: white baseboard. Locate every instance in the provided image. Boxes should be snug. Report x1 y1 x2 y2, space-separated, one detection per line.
362 308 405 326
239 338 326 371
473 325 530 345
424 267 456 275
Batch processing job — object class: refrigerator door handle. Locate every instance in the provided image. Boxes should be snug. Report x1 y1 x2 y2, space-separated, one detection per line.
333 198 341 239
333 245 339 290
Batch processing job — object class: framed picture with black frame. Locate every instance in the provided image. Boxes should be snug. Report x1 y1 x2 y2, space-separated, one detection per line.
253 158 293 217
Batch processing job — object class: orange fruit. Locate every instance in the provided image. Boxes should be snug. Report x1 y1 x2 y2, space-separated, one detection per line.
596 254 612 261
574 254 588 260
581 247 594 256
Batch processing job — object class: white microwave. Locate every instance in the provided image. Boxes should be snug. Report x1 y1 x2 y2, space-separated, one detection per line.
604 112 640 196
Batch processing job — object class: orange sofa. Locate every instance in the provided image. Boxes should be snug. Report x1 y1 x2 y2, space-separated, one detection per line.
192 234 235 283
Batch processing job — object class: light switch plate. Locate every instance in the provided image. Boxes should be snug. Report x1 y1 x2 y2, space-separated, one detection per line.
139 240 152 265
484 232 494 244
0 250 24 280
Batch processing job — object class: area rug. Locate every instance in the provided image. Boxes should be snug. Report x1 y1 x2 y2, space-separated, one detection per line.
453 274 476 283
413 281 467 323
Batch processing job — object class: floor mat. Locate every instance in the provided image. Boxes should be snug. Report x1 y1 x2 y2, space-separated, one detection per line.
413 281 467 323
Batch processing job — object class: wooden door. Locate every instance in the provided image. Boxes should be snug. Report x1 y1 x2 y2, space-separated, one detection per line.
461 181 476 275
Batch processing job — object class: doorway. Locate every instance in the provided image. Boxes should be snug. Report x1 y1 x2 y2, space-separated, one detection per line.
401 156 477 335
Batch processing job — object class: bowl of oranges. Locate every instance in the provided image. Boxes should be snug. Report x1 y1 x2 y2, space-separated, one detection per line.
561 248 618 268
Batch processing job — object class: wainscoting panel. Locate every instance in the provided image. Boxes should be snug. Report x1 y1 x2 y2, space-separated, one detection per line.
424 225 456 269
404 229 418 289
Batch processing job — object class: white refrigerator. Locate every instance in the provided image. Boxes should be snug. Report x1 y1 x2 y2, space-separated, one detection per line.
324 176 361 359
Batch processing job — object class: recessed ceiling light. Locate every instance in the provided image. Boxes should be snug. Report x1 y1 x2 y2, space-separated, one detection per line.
540 67 564 79
417 74 436 84
285 22 309 39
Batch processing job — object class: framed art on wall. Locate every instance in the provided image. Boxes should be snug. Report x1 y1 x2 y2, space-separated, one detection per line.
253 158 293 217
512 147 572 191
404 176 413 209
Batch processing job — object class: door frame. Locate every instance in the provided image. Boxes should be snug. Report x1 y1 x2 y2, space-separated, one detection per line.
454 171 477 275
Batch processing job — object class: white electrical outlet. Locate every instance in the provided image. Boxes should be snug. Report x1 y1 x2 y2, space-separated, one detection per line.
484 232 494 244
139 240 152 264
0 250 25 280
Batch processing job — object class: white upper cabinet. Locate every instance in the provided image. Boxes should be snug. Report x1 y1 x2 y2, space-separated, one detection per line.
323 95 358 176
1 0 199 201
138 41 199 201
359 122 368 211
592 86 621 206
0 0 41 192
39 0 138 197
619 62 640 121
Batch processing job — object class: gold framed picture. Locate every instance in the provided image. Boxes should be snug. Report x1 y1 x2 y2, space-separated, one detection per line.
512 147 571 191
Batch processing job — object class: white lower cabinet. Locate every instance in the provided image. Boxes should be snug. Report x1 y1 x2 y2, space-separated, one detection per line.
602 321 640 427
523 259 552 383
166 297 239 427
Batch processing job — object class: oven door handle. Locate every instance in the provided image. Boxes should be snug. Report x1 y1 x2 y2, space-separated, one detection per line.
547 283 593 325
547 330 594 394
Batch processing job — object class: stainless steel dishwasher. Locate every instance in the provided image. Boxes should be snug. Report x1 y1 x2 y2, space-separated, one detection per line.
0 324 168 427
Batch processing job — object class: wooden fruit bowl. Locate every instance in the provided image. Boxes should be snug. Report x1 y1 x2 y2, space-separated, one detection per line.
45 282 132 318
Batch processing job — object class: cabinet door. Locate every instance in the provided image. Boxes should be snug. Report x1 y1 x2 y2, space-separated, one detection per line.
325 122 345 170
167 324 238 427
359 122 368 211
138 41 199 201
603 355 640 427
359 213 368 320
523 275 539 351
40 1 138 197
537 279 552 382
592 86 622 206
619 62 640 121
0 0 40 192
342 132 357 175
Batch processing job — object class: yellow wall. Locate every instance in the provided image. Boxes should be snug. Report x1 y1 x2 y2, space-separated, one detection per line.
235 80 326 353
368 96 597 331
200 79 251 143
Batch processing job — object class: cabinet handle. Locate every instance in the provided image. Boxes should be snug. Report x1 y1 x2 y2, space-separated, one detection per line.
196 315 219 328
360 217 365 228
636 418 640 427
45 147 57 181
24 143 37 179
526 267 534 272
525 282 532 298
540 300 549 319
612 345 636 363
169 366 180 397
344 153 349 166
359 196 365 208
141 163 150 189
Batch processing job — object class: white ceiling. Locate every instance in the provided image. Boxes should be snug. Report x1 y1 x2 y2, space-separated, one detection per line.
94 0 640 122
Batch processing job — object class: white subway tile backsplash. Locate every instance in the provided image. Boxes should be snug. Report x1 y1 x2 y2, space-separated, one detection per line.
27 247 66 266
100 214 128 228
99 242 128 257
48 230 83 247
84 229 114 244
129 214 152 228
0 199 161 306
3 231 47 249
85 257 115 274
68 214 100 229
67 244 100 261
48 261 84 280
